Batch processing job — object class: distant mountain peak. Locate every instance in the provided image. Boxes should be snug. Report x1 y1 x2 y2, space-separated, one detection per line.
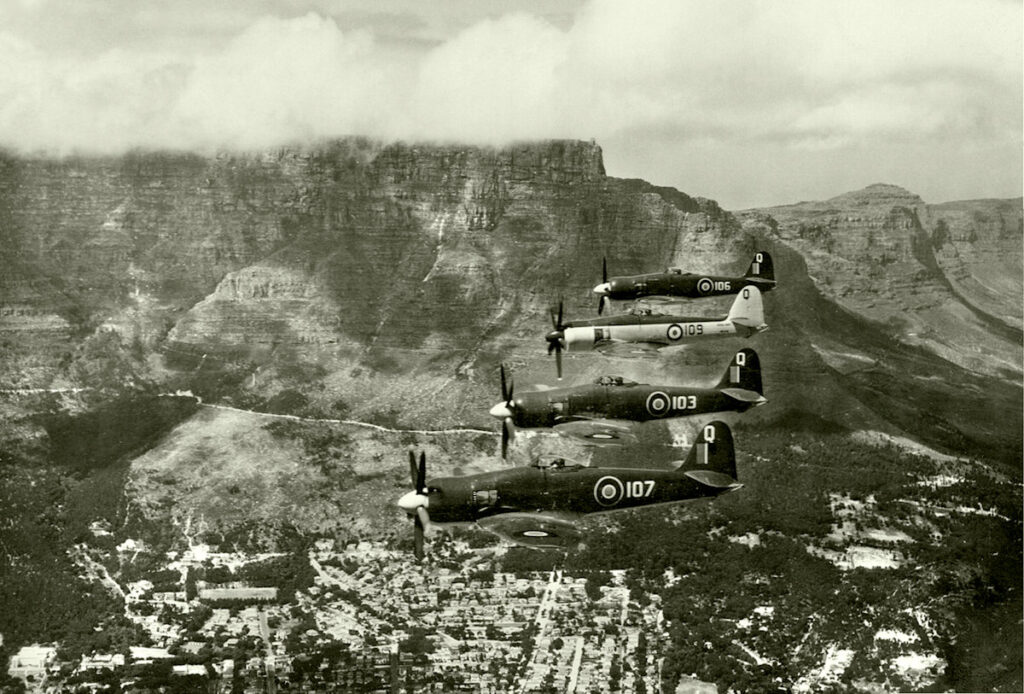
827 183 924 207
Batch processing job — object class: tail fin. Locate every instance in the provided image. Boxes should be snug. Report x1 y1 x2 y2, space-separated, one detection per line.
716 348 766 404
677 421 739 488
726 286 767 332
743 251 775 283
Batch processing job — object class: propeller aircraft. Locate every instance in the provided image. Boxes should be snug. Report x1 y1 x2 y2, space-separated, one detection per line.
489 348 766 457
546 286 767 378
593 251 776 314
398 420 742 557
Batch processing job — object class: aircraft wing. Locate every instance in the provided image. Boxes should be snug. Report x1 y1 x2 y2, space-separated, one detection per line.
476 512 584 550
633 296 688 313
593 340 662 356
552 418 639 445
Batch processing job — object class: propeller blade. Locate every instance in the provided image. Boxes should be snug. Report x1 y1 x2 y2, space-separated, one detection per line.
507 380 514 405
555 347 562 380
557 300 563 331
501 419 510 459
413 513 424 560
500 364 508 403
602 257 607 284
408 451 418 489
598 295 606 316
417 452 426 493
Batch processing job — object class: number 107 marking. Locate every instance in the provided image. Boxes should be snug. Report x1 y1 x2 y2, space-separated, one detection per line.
625 480 655 498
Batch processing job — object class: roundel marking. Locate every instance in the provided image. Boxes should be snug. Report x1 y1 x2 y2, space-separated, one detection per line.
666 324 683 341
697 277 713 294
594 476 624 506
589 432 615 440
646 391 671 417
522 530 550 538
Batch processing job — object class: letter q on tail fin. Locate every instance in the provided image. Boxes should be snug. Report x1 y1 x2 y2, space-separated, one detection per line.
716 348 767 408
678 421 741 490
743 251 776 289
726 286 767 334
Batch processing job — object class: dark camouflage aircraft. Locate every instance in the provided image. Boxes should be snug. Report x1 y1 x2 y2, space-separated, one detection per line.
593 251 775 314
489 348 766 457
546 286 767 378
398 420 742 557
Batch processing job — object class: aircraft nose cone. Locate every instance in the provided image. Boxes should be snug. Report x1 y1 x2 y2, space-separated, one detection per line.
398 491 428 513
489 402 513 419
592 282 611 295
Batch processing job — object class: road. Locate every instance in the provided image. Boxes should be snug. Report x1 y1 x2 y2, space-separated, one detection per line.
258 609 276 694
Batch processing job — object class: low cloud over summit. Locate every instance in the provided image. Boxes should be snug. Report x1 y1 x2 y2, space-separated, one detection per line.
0 0 1019 208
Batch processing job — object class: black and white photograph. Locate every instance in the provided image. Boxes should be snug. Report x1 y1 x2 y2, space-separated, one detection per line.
0 1 1020 692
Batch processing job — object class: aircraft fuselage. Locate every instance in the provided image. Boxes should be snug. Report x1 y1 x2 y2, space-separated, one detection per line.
598 271 775 301
561 313 761 351
507 381 760 429
422 464 728 523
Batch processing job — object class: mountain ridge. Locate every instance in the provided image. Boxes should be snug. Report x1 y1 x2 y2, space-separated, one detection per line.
0 139 1019 461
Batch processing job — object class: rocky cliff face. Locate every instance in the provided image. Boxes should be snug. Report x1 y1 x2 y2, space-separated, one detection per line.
0 140 750 423
0 144 1020 463
737 184 1023 379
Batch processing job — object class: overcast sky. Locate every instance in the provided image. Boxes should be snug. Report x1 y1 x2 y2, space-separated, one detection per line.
0 0 1019 208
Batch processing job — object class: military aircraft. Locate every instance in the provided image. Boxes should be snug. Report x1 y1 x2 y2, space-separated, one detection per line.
593 251 776 314
546 286 767 378
398 420 742 557
489 348 766 457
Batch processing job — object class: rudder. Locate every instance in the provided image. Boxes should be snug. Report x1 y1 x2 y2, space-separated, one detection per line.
677 420 738 486
716 348 764 396
726 285 766 331
743 251 775 283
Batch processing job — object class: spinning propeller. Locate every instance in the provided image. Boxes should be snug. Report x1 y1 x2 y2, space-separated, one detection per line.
545 300 566 380
488 364 515 458
397 451 431 560
594 257 610 315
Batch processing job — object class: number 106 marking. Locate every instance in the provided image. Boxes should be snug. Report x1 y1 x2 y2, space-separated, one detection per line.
625 480 655 498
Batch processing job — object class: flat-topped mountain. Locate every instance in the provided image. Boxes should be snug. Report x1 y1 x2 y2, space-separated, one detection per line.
1 143 1020 461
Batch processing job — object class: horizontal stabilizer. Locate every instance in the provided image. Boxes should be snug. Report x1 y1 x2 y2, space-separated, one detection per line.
720 387 767 404
684 469 742 489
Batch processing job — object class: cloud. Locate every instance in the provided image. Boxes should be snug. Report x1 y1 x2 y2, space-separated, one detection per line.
169 14 401 150
0 0 1018 204
402 13 569 142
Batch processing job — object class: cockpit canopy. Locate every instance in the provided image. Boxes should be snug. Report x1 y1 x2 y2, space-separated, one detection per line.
533 455 584 470
593 375 637 387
